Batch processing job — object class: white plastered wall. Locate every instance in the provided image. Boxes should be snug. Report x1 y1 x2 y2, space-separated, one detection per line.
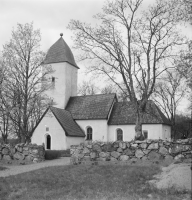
108 124 170 141
108 125 135 142
32 111 67 150
142 124 163 139
76 120 108 141
162 125 171 140
32 111 84 150
66 137 85 149
44 62 78 109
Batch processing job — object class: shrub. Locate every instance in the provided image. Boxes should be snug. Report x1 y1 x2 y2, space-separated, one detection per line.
0 166 7 171
45 149 70 160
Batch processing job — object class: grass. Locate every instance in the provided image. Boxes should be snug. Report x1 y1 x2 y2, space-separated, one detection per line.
0 164 190 200
45 149 70 160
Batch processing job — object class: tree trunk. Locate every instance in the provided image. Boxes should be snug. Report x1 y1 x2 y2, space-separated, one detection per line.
2 134 8 144
135 111 144 140
134 100 147 140
20 133 26 143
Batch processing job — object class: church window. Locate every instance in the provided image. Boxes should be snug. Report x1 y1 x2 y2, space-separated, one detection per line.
143 130 148 139
117 129 123 141
46 127 49 132
87 127 92 140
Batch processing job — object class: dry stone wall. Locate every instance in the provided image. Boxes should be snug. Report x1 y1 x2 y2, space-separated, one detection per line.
70 139 192 164
0 143 45 164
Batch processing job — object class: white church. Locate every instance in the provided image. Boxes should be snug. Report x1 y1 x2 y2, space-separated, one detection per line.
31 34 171 150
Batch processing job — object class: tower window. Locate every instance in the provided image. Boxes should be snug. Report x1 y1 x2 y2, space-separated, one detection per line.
87 127 92 140
46 127 49 132
52 77 55 83
117 129 123 141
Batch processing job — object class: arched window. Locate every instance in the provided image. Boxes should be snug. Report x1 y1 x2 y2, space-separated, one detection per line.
117 129 123 141
46 134 51 149
87 127 92 140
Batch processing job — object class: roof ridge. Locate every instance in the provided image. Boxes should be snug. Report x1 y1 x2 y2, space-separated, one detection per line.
71 93 116 98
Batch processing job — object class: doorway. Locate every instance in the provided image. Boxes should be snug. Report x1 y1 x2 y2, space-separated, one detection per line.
46 134 51 150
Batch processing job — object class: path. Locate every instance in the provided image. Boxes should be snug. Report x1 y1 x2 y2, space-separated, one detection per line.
149 162 192 191
0 157 70 177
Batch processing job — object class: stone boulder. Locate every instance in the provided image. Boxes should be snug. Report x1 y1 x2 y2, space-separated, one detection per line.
148 151 161 160
111 151 121 159
142 156 148 160
113 142 119 148
142 149 150 155
117 148 123 153
82 147 90 154
119 142 127 150
83 156 91 161
99 152 110 158
96 157 107 161
131 143 138 148
119 155 129 161
76 153 84 160
147 143 159 150
159 147 168 155
10 147 16 155
2 147 9 155
90 152 97 159
86 144 92 149
102 143 114 152
140 143 148 149
135 149 145 159
13 152 25 160
126 143 131 148
93 144 102 152
16 146 23 153
174 154 185 160
33 158 39 163
3 155 12 161
124 149 135 156
170 144 191 154
110 157 117 161
25 155 33 162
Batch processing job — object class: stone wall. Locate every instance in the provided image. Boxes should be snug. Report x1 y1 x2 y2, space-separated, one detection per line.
0 143 45 164
70 139 192 164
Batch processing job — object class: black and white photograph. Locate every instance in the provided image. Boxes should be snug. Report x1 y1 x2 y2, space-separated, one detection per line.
0 0 191 199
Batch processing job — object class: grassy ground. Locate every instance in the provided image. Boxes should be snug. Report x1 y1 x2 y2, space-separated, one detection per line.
0 164 190 200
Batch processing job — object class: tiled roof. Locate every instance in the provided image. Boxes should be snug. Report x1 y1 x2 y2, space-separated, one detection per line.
43 36 79 68
108 101 170 125
65 94 116 120
50 107 85 137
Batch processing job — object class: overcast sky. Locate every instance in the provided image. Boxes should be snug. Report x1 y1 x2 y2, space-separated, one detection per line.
0 0 192 113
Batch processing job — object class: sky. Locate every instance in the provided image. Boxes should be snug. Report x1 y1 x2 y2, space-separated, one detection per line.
0 0 192 114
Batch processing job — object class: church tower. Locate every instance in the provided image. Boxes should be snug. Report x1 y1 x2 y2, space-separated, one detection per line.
43 33 78 109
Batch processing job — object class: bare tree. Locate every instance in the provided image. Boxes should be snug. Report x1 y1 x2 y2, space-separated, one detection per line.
153 70 186 138
68 0 188 139
0 22 53 143
177 41 192 110
0 63 13 143
78 80 98 96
